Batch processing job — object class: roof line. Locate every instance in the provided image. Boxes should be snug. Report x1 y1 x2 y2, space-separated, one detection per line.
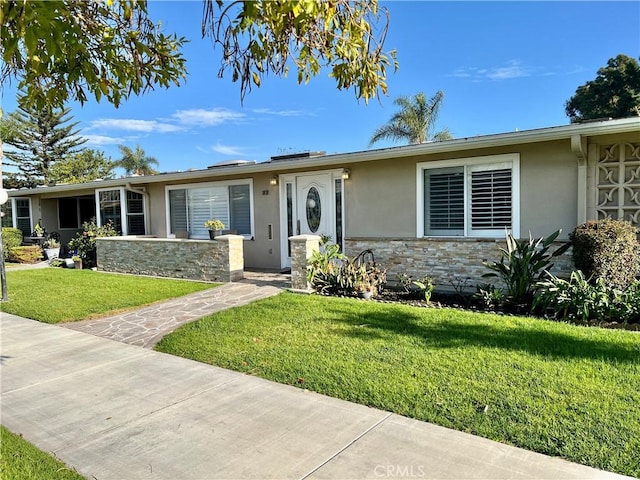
8 117 640 196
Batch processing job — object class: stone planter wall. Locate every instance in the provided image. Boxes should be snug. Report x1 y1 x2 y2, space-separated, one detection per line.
289 235 320 291
96 235 244 282
344 237 574 292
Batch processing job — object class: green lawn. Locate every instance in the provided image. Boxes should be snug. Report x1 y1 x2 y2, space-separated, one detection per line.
1 269 215 323
0 426 85 480
157 292 640 477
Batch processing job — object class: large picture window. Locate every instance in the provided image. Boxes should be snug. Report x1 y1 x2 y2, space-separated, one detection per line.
418 154 519 238
166 180 253 239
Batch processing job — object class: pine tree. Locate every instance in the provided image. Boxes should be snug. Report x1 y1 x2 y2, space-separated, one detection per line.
3 99 87 187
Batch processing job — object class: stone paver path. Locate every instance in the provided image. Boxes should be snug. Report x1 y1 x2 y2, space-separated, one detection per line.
62 272 288 348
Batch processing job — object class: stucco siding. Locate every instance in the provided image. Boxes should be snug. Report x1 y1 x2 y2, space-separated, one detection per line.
518 140 577 239
147 183 167 237
344 141 580 241
346 158 417 238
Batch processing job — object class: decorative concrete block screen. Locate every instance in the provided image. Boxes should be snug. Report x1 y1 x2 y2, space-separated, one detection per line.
345 238 573 292
96 235 244 282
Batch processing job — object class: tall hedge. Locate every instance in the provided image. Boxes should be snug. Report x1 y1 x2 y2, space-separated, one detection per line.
2 227 23 260
570 218 640 289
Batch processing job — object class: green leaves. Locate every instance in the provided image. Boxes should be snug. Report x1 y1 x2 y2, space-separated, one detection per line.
369 91 453 146
565 54 640 122
483 229 570 308
203 0 398 103
1 1 187 110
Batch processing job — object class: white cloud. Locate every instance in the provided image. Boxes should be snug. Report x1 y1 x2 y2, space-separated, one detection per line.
172 108 245 126
89 118 183 133
486 61 529 80
252 108 310 117
450 60 535 81
83 134 126 146
195 142 247 156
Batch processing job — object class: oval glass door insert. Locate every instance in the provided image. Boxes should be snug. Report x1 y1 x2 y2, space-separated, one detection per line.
306 187 321 232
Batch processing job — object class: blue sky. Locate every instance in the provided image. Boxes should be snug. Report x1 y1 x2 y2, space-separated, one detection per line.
2 1 639 174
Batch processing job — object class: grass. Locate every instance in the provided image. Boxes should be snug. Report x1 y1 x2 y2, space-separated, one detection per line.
0 425 85 480
0 269 215 323
156 292 640 477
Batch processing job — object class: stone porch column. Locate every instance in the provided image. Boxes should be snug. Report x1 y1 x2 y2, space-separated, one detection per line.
289 234 320 291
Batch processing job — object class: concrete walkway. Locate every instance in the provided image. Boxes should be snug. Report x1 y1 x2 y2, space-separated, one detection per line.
62 271 288 348
1 312 630 480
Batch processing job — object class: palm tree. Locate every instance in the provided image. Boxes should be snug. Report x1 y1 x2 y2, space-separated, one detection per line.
369 91 453 146
116 144 159 176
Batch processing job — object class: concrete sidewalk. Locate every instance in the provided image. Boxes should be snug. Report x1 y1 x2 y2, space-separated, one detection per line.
1 313 628 480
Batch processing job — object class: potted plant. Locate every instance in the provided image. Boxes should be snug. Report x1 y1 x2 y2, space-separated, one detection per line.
34 220 45 237
43 238 61 260
354 281 376 299
203 219 225 239
72 254 83 270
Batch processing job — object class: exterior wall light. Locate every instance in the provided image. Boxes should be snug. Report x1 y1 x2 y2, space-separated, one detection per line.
270 176 278 186
341 168 350 180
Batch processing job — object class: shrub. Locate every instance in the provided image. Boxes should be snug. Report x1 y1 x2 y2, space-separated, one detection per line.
474 284 506 311
8 246 43 264
535 271 640 324
68 218 118 269
483 229 570 309
2 227 23 260
570 218 639 289
396 273 434 301
307 243 346 294
307 245 386 297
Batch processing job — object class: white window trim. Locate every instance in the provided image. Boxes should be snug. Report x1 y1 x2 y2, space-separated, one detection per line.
95 187 148 236
165 179 254 240
5 197 33 233
416 153 520 238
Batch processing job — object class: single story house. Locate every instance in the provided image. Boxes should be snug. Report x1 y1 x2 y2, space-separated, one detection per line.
3 117 639 286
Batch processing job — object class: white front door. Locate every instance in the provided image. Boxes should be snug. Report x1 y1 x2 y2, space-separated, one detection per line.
296 173 333 237
280 171 343 268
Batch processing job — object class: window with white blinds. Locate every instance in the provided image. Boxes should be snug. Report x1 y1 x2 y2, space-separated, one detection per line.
425 167 464 235
419 155 518 238
470 167 512 231
167 181 253 238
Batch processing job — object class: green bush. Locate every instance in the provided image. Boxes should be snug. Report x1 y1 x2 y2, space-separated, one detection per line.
535 271 640 324
483 229 570 310
570 218 640 289
307 244 386 297
2 227 23 260
307 243 347 294
8 246 43 264
68 217 118 268
396 273 434 301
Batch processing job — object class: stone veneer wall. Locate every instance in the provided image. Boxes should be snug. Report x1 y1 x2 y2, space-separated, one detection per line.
344 237 574 292
96 235 244 282
289 234 320 291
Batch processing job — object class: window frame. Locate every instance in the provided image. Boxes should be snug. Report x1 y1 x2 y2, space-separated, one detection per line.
165 179 254 240
2 197 33 234
95 187 148 236
416 153 520 238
